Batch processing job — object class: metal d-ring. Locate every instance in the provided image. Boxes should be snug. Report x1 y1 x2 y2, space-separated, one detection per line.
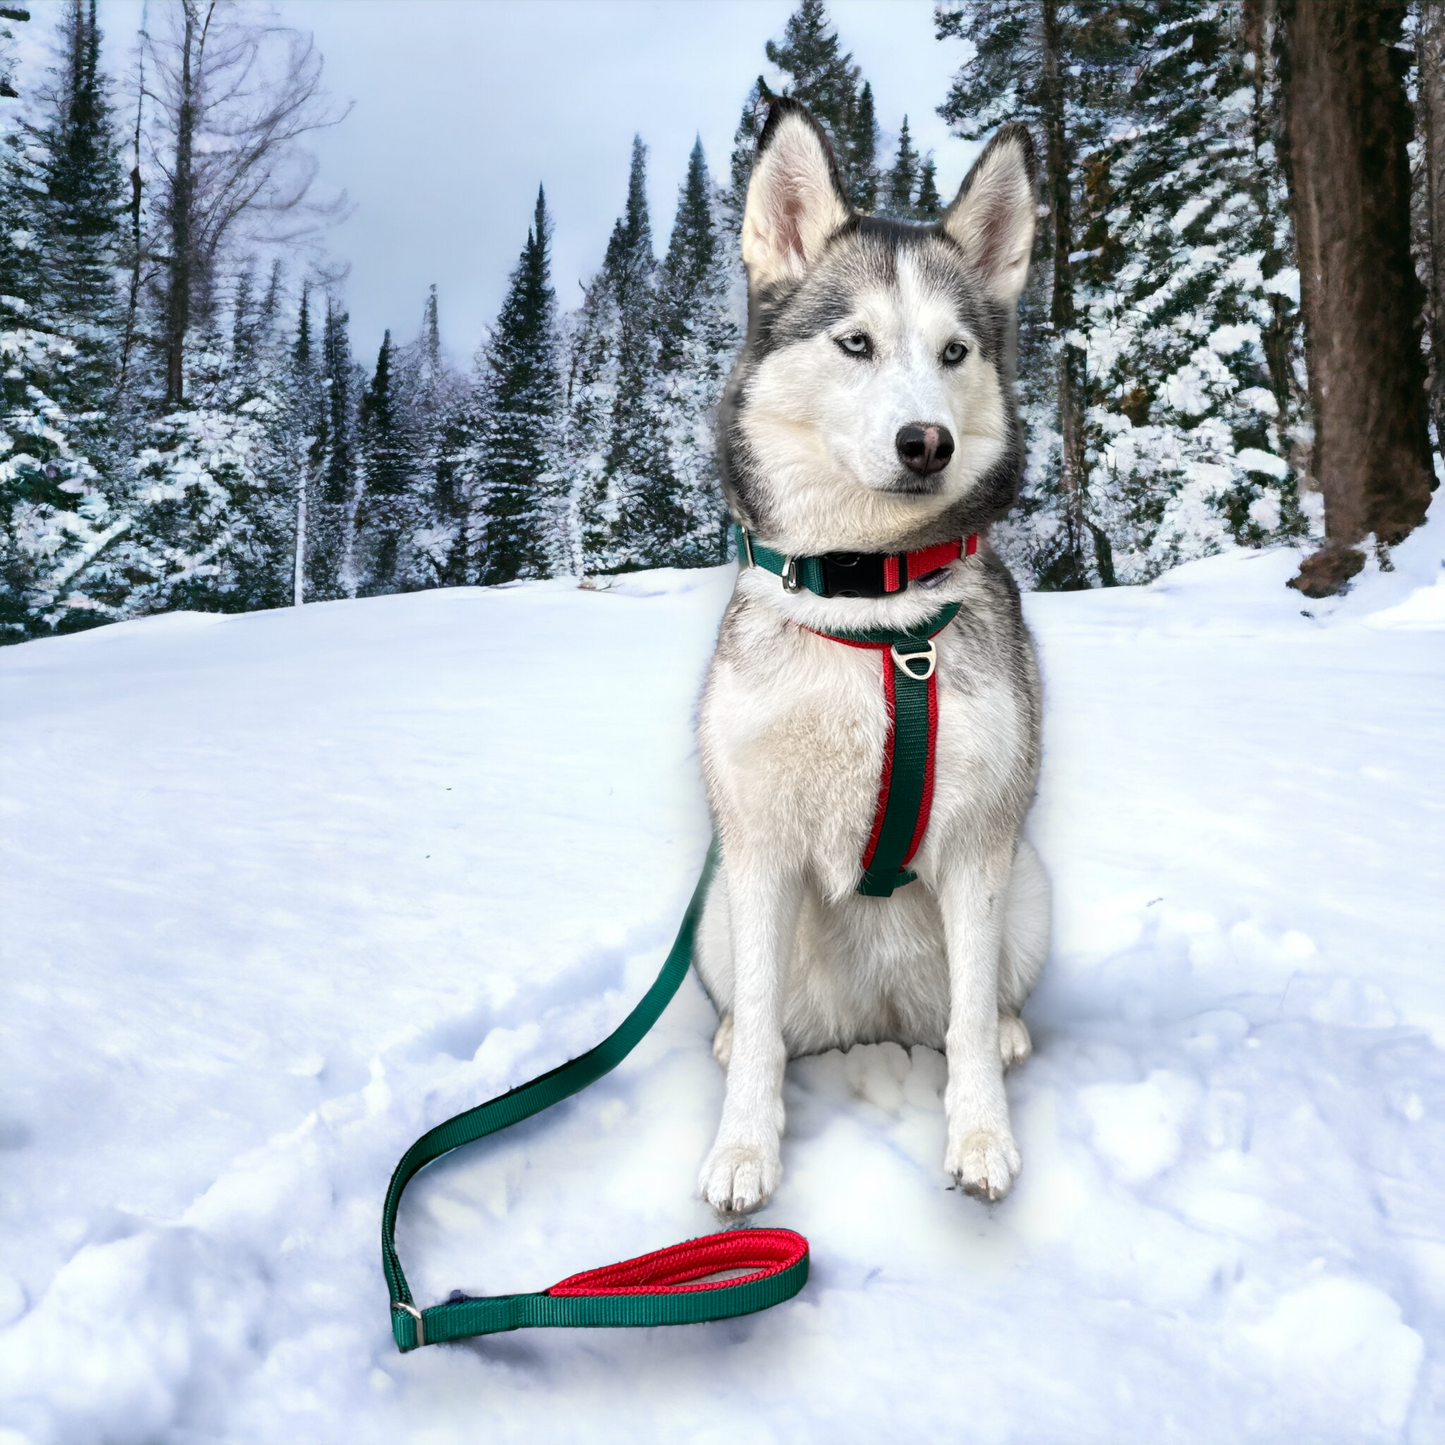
891 638 937 680
782 555 802 592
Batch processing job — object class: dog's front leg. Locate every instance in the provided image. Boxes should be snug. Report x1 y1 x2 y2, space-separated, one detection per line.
938 845 1021 1201
698 853 800 1214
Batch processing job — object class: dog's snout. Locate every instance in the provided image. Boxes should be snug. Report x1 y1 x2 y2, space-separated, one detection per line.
896 424 955 476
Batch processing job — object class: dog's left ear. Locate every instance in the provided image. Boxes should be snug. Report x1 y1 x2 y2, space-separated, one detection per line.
742 98 852 288
941 124 1038 302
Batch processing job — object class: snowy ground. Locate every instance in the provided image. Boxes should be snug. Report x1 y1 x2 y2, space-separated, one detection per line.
2 508 1443 1445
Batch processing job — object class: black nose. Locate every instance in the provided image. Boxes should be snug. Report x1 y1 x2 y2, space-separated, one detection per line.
896 424 955 476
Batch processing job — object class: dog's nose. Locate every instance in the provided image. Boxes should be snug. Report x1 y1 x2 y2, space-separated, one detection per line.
896 424 955 476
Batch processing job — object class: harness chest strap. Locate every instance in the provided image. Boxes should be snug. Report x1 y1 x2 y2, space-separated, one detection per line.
803 601 964 897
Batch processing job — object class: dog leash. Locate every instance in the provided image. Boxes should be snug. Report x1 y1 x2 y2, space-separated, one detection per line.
382 837 809 1352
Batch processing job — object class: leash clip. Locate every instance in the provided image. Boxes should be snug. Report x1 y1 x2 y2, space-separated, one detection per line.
393 1300 425 1348
891 638 936 681
781 556 802 593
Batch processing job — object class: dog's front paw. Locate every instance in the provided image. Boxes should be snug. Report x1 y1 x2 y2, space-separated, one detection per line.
998 1013 1032 1069
699 1139 781 1214
946 1128 1021 1201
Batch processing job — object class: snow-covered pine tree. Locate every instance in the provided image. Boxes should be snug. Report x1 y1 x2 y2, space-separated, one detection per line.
0 0 133 641
283 280 324 604
654 137 740 565
572 139 671 574
727 80 765 226
35 0 122 419
937 0 1146 589
845 80 880 212
469 186 563 585
394 284 465 589
884 114 920 218
354 330 418 595
1076 0 1310 582
767 2 859 162
915 153 943 220
304 295 358 599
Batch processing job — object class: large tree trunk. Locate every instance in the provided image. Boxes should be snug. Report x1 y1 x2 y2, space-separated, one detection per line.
1418 2 1445 459
1279 0 1434 597
1039 0 1098 588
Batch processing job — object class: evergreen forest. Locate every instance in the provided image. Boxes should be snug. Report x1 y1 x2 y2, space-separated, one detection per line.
2 0 1438 644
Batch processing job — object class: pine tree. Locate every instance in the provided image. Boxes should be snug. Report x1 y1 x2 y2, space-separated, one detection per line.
35 0 123 416
472 186 563 585
845 79 880 211
766 1 875 205
654 138 739 565
1075 1 1310 582
938 0 1143 589
355 329 417 594
0 2 133 641
573 138 670 573
915 154 942 220
396 284 464 589
885 115 920 217
728 81 765 225
304 296 358 599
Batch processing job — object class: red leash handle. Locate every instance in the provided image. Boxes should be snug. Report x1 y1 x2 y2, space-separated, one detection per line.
549 1228 809 1298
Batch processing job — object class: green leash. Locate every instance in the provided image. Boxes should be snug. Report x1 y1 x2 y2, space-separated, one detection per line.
382 838 809 1351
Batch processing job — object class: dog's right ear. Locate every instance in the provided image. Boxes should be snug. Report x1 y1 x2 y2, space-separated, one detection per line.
742 98 851 288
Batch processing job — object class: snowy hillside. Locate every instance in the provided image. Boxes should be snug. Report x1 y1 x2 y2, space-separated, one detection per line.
2 511 1443 1444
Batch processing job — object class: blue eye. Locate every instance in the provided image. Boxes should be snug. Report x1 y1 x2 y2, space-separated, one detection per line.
942 341 968 366
837 332 871 357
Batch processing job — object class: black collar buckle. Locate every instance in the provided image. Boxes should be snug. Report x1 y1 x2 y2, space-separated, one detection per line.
817 551 902 599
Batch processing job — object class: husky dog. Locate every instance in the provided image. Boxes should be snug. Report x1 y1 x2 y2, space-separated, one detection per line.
694 100 1050 1213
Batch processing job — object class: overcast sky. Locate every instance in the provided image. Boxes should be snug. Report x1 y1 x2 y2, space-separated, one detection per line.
29 1 980 365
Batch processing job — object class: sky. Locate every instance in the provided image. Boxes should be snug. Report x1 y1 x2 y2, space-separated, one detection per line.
25 1 979 365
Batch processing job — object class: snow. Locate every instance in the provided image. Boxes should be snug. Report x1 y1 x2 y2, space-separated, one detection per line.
2 504 1443 1443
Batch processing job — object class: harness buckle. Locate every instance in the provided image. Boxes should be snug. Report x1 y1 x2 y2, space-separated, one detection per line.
393 1300 425 1347
781 555 802 592
891 639 936 681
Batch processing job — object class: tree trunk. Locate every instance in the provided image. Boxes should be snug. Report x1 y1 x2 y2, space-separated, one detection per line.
164 3 204 408
1418 2 1445 460
1040 0 1092 587
1278 0 1434 596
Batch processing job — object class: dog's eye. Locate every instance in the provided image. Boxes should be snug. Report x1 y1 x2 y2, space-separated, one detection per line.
942 340 969 366
836 332 871 358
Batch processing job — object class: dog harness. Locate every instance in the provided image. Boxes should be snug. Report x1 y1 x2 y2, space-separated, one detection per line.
381 531 976 1352
736 524 978 897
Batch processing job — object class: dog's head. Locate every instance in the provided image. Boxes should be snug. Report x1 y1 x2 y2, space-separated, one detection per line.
720 98 1037 553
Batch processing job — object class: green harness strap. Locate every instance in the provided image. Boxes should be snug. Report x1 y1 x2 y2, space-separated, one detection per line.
802 605 962 896
382 838 809 1352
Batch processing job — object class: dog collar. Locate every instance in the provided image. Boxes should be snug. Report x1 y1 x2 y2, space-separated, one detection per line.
734 523 978 599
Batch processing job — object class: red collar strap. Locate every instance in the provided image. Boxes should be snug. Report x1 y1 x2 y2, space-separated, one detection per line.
736 526 978 598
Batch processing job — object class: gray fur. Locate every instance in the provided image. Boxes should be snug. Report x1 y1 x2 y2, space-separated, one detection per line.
695 101 1049 1212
